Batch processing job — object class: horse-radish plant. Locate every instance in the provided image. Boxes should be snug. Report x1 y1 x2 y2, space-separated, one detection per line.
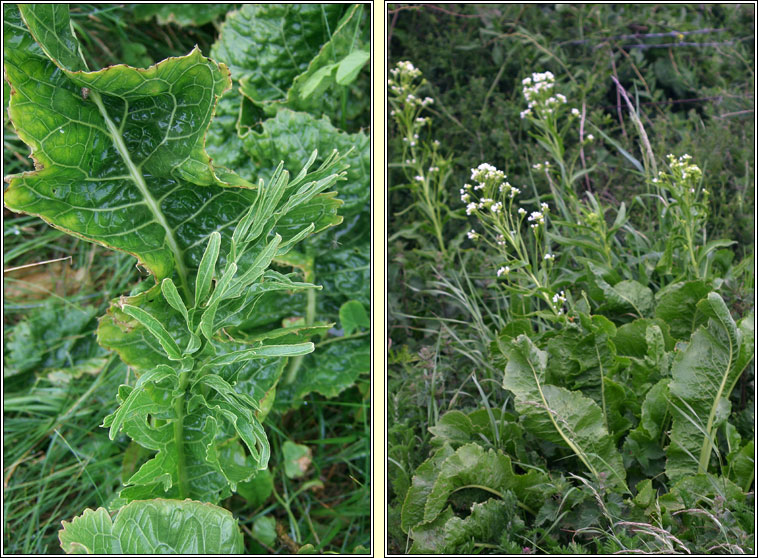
388 61 453 257
3 4 354 553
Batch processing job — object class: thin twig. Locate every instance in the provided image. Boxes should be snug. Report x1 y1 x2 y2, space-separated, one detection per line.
716 109 754 118
563 27 727 45
623 40 736 50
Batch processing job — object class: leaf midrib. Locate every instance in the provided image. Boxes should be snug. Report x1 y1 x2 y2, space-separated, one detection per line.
90 90 190 296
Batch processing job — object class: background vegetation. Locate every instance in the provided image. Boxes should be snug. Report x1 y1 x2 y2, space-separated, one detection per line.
388 3 754 554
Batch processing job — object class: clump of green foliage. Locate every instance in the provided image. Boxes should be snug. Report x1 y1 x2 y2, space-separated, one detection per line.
4 3 369 554
388 4 753 555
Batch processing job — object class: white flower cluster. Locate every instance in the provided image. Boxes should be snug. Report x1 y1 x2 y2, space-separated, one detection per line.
470 163 505 184
497 266 510 277
521 71 568 118
527 203 550 229
552 290 566 314
467 229 479 240
390 60 422 80
388 62 434 108
463 163 521 201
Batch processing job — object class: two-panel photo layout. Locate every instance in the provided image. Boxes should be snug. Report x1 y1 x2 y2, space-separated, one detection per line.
1 2 755 557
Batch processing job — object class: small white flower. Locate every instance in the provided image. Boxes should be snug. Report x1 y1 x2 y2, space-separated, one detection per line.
540 202 549 212
496 234 505 246
491 202 503 214
544 253 555 261
466 202 477 215
497 266 510 277
520 108 532 119
467 229 479 240
518 207 527 216
586 134 594 142
528 211 544 223
571 108 580 116
433 140 441 147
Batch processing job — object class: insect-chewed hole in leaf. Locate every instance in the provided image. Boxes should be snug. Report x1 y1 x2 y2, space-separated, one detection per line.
448 487 497 517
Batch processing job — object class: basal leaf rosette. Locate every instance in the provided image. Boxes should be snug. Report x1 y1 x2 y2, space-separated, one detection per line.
502 335 628 491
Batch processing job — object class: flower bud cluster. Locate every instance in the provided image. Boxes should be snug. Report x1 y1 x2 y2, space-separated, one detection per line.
665 153 703 183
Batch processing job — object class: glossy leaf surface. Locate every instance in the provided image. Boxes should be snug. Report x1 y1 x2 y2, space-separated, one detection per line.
58 499 243 554
5 4 233 293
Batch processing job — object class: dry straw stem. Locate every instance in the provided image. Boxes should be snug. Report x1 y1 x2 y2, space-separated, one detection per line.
611 76 657 177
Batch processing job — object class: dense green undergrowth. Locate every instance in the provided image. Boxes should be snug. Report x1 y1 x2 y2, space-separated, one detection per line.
388 4 754 554
3 4 369 554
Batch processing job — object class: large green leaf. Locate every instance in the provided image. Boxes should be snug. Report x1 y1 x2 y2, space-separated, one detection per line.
546 314 617 405
249 5 368 118
132 4 235 27
210 4 343 104
4 5 235 292
58 499 243 554
422 443 546 523
503 335 627 491
278 337 369 401
401 445 455 533
666 293 754 483
654 280 710 340
241 109 369 216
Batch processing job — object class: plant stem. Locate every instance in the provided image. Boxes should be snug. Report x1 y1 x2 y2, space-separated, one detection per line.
173 369 190 499
286 254 316 384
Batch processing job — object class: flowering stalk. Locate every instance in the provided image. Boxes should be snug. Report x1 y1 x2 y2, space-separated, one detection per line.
463 163 566 318
520 71 591 220
389 61 450 256
652 154 710 278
